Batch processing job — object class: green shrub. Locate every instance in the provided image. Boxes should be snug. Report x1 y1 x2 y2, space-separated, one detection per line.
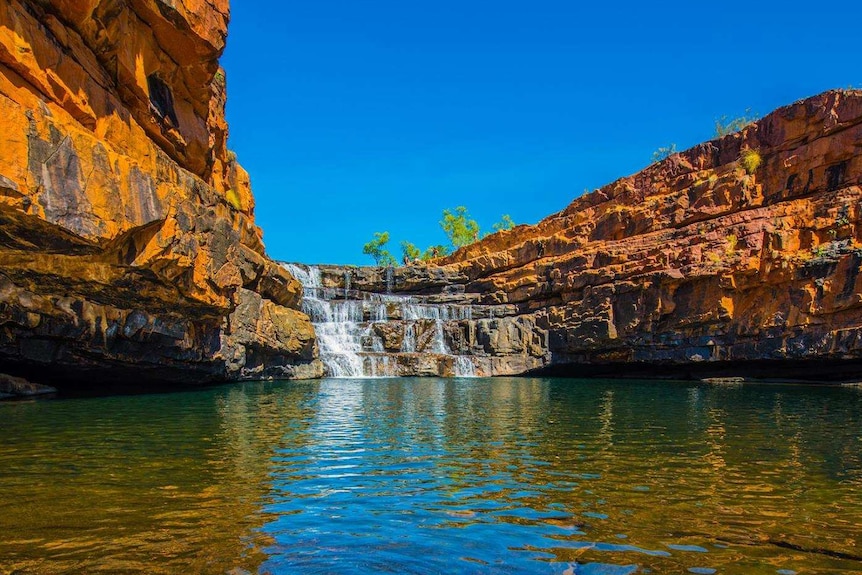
492 214 516 232
715 109 758 137
401 241 421 262
363 232 397 266
422 245 449 261
440 206 480 248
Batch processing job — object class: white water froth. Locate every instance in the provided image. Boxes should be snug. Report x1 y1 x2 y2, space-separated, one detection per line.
283 263 476 378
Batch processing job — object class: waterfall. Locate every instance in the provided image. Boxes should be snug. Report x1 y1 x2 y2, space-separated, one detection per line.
454 356 476 377
283 263 477 378
401 323 416 352
384 266 394 294
344 269 352 299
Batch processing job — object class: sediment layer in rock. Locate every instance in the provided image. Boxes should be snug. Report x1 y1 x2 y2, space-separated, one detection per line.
0 0 322 387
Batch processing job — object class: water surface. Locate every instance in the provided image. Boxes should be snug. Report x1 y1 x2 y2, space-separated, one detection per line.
2 378 861 574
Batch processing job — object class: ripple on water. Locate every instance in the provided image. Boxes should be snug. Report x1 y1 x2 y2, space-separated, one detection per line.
666 544 710 553
2 377 862 574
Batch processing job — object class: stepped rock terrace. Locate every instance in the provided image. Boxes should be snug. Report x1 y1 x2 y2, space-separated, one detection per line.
283 264 549 377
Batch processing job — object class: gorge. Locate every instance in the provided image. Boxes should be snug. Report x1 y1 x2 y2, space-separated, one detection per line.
281 89 862 382
313 88 862 382
0 1 861 390
4 3 862 574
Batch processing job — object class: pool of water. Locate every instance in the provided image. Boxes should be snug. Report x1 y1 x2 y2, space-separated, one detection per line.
1 378 861 574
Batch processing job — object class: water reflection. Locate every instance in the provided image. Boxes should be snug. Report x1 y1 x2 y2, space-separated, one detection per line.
1 379 861 574
258 379 862 574
0 381 320 574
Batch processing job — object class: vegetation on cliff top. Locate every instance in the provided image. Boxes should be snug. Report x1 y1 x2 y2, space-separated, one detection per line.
714 109 759 138
362 208 516 266
441 206 481 248
652 144 678 163
651 111 761 164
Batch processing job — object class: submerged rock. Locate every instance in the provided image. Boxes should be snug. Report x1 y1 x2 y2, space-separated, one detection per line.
701 377 746 385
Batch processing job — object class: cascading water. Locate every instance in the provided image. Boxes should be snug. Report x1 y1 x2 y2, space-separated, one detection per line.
344 269 352 299
284 263 477 378
384 267 394 294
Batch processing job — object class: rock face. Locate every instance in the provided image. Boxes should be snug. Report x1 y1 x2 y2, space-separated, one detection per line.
438 90 862 379
326 91 862 380
0 0 322 386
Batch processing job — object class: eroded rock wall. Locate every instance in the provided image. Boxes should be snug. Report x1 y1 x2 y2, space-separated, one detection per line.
0 0 322 385
434 90 862 378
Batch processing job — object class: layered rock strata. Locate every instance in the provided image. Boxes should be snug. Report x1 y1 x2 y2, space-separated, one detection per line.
0 0 322 387
441 90 862 379
323 91 862 380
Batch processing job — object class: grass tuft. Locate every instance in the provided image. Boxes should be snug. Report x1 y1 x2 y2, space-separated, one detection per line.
740 149 762 174
226 188 242 211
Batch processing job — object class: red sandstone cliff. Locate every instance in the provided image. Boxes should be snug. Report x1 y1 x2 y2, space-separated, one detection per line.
435 90 862 378
0 0 322 385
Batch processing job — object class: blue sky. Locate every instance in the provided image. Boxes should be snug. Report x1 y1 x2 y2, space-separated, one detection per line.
222 1 862 265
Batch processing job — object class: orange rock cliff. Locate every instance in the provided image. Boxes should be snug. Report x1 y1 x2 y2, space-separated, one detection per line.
0 0 323 385
435 89 862 379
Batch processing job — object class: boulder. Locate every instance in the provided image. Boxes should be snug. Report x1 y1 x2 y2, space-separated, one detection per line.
0 373 57 398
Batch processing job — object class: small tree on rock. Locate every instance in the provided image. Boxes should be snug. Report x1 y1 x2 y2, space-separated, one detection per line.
401 241 421 262
492 214 516 232
440 206 480 249
422 244 449 261
363 232 396 266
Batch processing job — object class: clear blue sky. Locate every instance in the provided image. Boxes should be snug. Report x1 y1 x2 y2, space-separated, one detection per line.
222 1 861 265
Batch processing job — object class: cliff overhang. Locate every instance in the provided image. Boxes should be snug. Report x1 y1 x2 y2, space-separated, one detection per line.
0 0 323 390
